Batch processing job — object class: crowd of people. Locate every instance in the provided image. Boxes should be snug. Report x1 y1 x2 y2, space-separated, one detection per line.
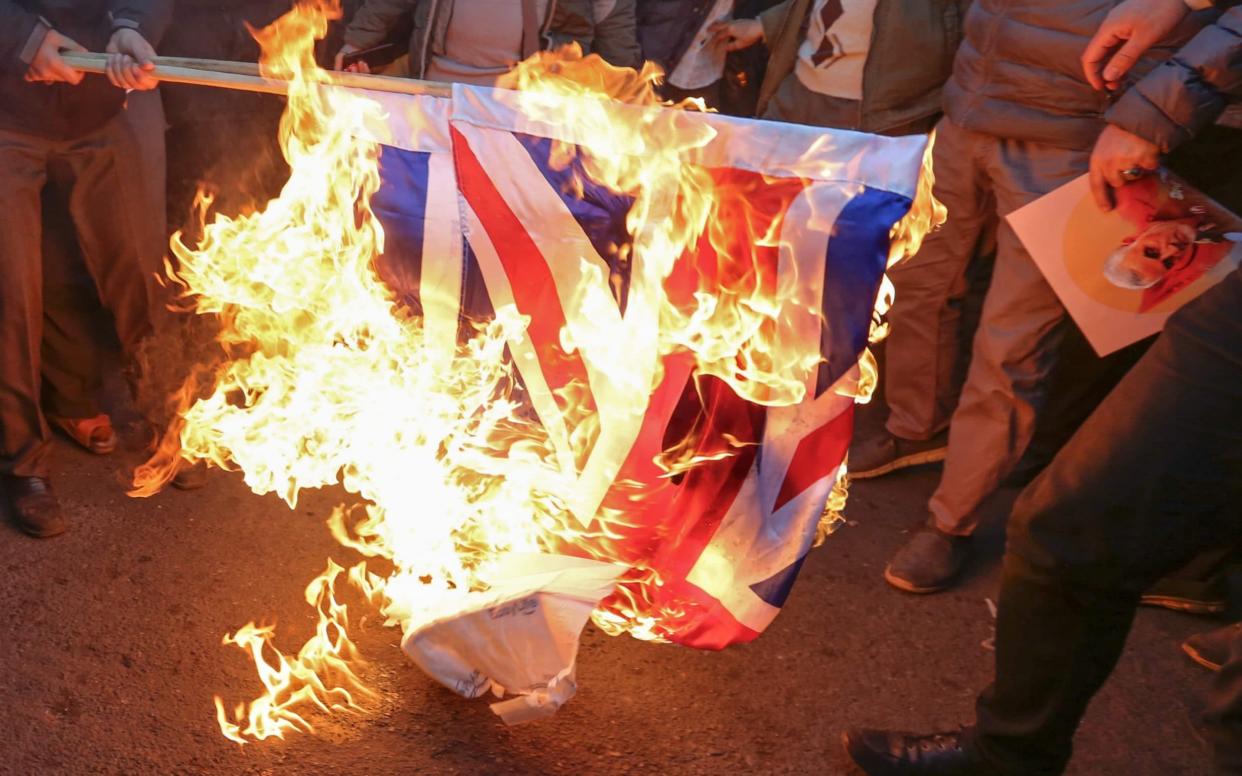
0 0 1239 773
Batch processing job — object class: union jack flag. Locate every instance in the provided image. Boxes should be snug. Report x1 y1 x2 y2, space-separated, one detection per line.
355 84 926 650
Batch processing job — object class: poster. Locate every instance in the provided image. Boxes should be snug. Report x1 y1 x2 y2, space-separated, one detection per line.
1008 170 1242 355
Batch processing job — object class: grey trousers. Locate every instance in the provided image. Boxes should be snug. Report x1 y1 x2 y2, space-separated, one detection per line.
0 113 157 478
884 117 1088 533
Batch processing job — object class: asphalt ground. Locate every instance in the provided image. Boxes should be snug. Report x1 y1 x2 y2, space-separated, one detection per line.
0 389 1223 775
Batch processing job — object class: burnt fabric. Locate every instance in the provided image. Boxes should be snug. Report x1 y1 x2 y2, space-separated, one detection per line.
973 265 1242 774
0 116 155 478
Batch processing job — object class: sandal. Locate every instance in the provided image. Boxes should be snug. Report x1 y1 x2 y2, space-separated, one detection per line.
49 413 117 455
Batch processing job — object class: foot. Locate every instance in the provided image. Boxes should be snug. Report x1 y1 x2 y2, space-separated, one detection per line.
171 460 207 491
49 413 117 455
1183 622 1242 672
850 430 948 480
1140 576 1228 615
2 476 67 538
884 523 971 594
843 727 994 775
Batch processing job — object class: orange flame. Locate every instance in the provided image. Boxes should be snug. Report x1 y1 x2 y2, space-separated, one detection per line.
139 0 943 742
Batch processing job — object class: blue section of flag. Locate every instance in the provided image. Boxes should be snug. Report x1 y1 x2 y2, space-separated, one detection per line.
510 132 635 310
748 552 809 609
373 145 431 312
816 187 912 396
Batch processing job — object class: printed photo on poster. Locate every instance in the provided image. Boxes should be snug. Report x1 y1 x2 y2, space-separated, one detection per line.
1008 169 1242 356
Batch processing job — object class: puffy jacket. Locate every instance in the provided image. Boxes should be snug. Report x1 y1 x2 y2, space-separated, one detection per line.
756 0 969 133
345 0 597 79
591 0 643 68
1107 5 1242 151
944 0 1213 150
0 0 170 139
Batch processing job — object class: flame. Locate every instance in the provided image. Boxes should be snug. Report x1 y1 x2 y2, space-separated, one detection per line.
136 0 943 742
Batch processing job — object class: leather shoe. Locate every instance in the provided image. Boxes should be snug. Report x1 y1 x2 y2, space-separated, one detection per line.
843 727 997 775
2 476 66 538
884 522 971 594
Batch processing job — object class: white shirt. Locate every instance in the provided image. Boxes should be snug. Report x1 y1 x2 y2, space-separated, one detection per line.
792 0 878 101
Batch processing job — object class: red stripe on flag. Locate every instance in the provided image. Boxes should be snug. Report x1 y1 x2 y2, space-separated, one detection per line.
771 405 853 513
451 126 598 465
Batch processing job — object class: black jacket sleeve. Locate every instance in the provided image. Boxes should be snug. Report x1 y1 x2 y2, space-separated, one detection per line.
111 0 174 46
1106 6 1242 150
0 1 43 74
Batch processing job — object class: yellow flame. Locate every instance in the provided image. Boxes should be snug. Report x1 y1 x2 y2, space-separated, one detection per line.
138 1 944 742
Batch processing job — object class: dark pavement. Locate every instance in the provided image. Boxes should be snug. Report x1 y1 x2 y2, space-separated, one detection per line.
0 405 1221 774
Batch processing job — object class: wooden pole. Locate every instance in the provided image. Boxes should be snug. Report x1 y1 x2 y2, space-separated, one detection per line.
61 52 452 98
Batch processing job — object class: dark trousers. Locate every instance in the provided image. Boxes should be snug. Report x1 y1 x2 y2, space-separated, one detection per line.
39 90 168 422
0 117 155 478
973 265 1242 774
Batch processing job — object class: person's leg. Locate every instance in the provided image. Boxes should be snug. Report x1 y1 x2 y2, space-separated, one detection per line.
926 140 1089 537
845 266 1242 776
1205 624 1242 769
40 180 107 423
0 131 52 480
59 118 156 366
974 266 1242 773
882 117 993 444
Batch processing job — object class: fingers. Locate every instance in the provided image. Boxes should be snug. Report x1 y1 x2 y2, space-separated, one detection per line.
106 53 155 90
1102 39 1143 88
1089 162 1115 212
45 55 84 85
1081 28 1125 90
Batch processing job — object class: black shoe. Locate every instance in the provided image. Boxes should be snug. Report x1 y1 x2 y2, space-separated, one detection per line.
1141 576 1228 616
850 431 949 480
884 523 972 594
2 476 67 538
843 727 994 775
1183 622 1242 672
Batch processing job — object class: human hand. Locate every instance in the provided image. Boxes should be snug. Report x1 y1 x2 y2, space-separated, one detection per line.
706 19 763 52
1082 0 1189 91
1089 124 1162 210
25 29 87 85
105 28 158 90
333 43 371 73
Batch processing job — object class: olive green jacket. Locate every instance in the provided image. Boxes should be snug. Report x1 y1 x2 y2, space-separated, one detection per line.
756 0 969 133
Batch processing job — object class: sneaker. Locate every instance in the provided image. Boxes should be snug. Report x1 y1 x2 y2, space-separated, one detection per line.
843 727 995 775
884 523 971 594
2 475 67 538
850 430 949 480
1182 622 1242 672
1141 577 1228 616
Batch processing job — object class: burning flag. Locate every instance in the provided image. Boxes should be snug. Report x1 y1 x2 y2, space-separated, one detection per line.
136 1 939 742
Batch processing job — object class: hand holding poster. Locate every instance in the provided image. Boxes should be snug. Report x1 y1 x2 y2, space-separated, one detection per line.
1009 169 1242 355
